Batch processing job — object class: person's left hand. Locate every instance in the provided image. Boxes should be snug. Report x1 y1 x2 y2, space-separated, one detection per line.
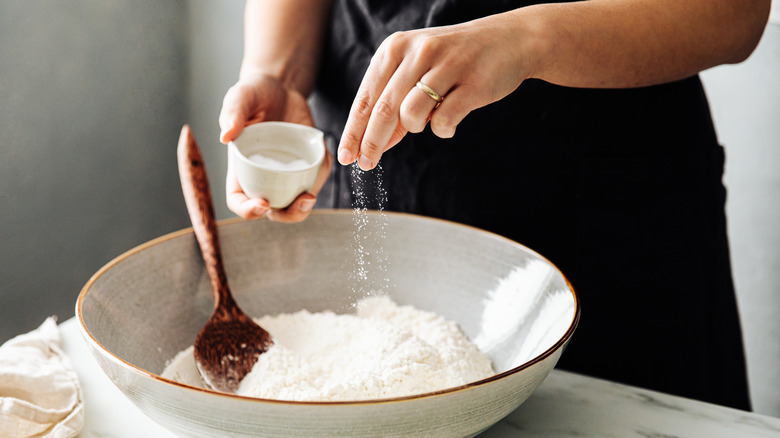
336 11 536 171
219 73 332 222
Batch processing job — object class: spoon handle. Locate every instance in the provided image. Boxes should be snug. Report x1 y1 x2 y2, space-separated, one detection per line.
177 125 234 312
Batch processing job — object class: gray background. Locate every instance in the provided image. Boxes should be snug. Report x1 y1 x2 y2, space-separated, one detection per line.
1 0 778 417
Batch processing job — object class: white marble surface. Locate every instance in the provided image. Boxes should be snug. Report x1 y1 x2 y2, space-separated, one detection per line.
60 318 780 438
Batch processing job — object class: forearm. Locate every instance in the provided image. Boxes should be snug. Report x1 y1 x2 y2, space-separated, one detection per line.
513 0 770 88
241 0 334 96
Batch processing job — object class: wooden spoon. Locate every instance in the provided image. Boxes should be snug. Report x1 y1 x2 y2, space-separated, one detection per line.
177 125 273 393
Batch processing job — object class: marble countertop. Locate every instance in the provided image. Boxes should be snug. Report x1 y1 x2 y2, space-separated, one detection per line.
60 318 780 437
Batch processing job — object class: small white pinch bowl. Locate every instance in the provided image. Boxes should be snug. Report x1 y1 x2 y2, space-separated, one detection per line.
229 121 325 208
77 210 579 438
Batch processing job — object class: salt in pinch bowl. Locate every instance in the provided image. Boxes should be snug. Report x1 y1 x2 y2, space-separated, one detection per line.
76 210 579 438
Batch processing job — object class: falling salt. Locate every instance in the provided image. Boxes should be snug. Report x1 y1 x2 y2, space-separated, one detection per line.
350 162 390 299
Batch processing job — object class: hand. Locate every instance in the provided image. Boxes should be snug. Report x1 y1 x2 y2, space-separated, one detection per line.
219 73 332 222
336 13 535 171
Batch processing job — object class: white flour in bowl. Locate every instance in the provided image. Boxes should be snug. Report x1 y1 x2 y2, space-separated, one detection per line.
161 295 494 401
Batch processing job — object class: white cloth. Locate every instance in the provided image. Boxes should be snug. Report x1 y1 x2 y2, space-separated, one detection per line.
0 318 84 438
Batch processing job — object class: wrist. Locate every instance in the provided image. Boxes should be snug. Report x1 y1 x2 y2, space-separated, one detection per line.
239 55 317 98
504 5 560 84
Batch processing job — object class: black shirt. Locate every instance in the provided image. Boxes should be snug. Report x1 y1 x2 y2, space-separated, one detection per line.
310 0 751 410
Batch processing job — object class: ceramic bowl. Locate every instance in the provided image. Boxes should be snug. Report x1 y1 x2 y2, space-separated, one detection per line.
229 121 325 208
77 210 579 438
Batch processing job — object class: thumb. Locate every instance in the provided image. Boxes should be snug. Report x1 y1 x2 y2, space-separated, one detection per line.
218 82 260 144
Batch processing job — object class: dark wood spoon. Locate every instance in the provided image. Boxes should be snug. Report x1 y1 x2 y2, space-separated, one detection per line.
177 125 273 393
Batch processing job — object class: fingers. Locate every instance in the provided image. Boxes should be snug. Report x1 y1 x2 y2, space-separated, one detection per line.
338 31 476 171
268 142 332 223
399 71 451 134
358 59 431 169
338 32 426 171
428 82 476 139
218 76 291 143
267 193 317 223
226 161 269 219
399 85 436 134
226 142 332 223
337 54 400 169
226 151 272 219
226 189 316 223
220 73 328 222
226 172 314 222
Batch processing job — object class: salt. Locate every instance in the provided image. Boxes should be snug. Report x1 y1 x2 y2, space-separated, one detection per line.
248 149 310 171
349 162 390 299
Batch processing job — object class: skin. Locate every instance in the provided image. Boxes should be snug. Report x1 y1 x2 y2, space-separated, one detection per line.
219 0 335 222
219 0 771 220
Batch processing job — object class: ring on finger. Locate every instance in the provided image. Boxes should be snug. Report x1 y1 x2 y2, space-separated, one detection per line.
415 81 444 108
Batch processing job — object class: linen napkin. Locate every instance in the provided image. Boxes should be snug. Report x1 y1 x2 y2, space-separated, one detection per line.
0 317 84 438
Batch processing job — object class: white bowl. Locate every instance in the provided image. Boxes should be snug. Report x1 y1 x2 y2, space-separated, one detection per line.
77 210 579 438
229 121 325 208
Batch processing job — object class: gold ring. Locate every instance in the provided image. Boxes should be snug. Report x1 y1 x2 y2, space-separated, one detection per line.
416 81 444 107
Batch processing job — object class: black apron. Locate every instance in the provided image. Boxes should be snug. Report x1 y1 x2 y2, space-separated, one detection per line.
310 0 751 410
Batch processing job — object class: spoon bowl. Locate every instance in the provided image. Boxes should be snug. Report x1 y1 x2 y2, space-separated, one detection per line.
177 124 272 392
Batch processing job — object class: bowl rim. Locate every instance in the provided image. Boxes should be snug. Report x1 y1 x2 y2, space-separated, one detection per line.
76 209 580 406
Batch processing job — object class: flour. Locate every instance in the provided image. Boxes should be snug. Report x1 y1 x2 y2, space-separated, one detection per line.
161 296 494 401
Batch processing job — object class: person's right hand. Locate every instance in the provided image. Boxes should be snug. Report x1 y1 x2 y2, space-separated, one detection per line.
218 73 332 222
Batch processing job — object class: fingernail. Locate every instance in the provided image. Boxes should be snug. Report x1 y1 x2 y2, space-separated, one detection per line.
358 155 373 170
252 200 269 217
299 198 316 213
221 120 241 143
219 123 232 144
337 148 353 165
252 205 266 217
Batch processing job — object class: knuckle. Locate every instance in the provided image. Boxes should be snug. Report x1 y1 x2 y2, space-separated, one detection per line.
430 109 462 138
361 138 383 154
431 114 458 130
227 80 247 94
399 101 428 133
352 89 373 118
401 118 426 134
371 32 404 64
400 95 427 118
415 35 443 60
450 45 470 64
221 84 246 111
460 80 497 108
372 99 396 123
341 130 363 148
382 31 408 52
223 84 239 101
431 109 454 128
229 81 258 100
374 31 408 65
